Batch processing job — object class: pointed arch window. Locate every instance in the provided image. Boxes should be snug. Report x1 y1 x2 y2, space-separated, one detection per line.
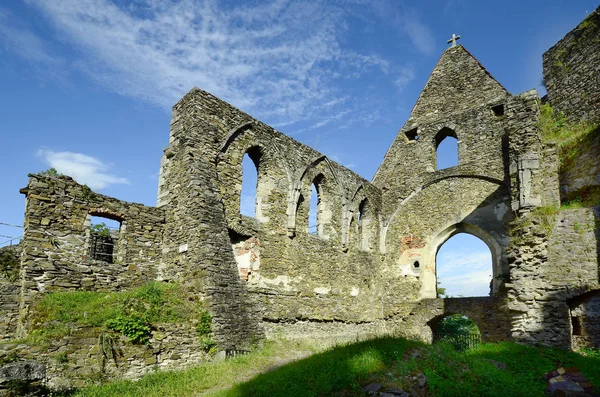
435 127 458 170
358 198 375 251
307 174 330 238
240 147 261 218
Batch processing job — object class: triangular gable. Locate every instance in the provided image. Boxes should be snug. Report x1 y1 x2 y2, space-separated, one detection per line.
409 45 509 121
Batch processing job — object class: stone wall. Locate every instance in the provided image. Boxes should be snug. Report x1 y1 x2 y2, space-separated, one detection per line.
372 47 547 300
560 126 600 199
158 88 388 344
507 207 599 348
0 323 209 390
396 297 512 344
543 6 600 123
570 290 600 350
18 174 165 332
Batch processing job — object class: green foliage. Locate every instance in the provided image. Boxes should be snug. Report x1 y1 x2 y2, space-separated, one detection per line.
196 310 217 352
57 337 600 397
579 347 600 358
436 282 446 297
538 103 598 167
438 314 480 336
0 247 20 282
90 223 112 237
39 167 61 176
106 315 151 345
561 186 600 209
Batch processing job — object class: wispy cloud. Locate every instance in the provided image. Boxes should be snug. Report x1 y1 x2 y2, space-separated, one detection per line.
15 0 397 129
0 7 63 68
402 13 436 56
437 251 492 297
36 149 129 190
395 64 416 91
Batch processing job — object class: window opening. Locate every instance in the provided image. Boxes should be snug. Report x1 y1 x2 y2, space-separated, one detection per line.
308 183 318 235
435 128 458 170
571 316 582 336
413 261 420 268
405 127 419 141
491 104 505 117
358 198 374 251
89 216 120 263
240 151 258 217
436 233 492 297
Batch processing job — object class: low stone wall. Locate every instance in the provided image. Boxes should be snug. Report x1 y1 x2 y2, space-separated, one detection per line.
396 297 512 343
0 323 209 390
560 126 600 199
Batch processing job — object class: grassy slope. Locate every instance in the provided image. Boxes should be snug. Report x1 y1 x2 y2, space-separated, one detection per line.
63 337 600 397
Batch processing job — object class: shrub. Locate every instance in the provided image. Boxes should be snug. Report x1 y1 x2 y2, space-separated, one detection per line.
106 315 152 345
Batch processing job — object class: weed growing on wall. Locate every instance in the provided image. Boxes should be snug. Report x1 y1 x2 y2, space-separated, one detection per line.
0 246 20 282
510 205 559 245
28 282 212 346
538 103 597 167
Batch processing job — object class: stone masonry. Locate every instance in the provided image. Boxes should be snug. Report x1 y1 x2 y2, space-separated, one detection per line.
543 6 600 123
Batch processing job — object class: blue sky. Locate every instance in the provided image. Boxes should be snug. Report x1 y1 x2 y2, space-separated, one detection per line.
1 0 598 294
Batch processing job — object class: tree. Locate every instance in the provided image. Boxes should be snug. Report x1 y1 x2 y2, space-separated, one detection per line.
436 281 446 298
439 314 480 335
91 223 111 237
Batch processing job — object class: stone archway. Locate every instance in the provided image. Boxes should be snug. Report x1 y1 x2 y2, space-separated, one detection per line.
420 222 505 299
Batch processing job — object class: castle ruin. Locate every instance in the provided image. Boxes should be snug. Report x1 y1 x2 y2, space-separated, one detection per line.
1 6 599 387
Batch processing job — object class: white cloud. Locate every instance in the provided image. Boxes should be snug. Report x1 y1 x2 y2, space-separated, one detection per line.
402 13 436 56
36 149 129 190
395 64 415 91
19 0 394 128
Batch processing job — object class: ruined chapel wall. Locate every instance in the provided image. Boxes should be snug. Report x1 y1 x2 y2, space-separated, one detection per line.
373 46 510 217
543 6 600 124
157 89 263 348
158 88 391 338
18 175 165 317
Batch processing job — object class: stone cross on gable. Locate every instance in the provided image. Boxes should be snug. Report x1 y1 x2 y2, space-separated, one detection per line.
447 33 461 47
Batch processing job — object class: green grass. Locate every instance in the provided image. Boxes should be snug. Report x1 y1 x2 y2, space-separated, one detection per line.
25 282 207 344
57 337 600 397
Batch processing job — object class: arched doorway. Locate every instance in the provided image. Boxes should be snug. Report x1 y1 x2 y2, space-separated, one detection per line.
436 233 492 297
430 313 482 350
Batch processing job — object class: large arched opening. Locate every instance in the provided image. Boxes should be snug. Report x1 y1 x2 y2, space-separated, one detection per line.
434 223 501 298
436 233 493 297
